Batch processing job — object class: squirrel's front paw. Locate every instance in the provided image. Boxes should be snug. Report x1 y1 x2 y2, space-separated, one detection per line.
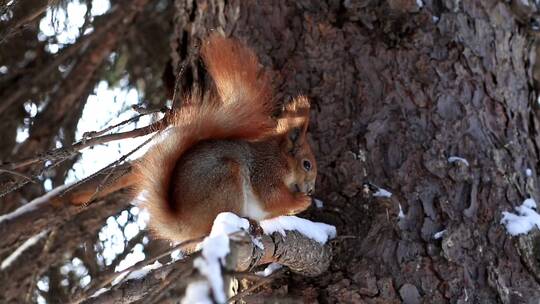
289 194 312 215
247 218 264 236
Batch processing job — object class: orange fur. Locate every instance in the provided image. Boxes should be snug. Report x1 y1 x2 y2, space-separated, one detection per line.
133 34 317 243
275 95 311 137
201 34 273 116
260 180 313 217
134 34 275 241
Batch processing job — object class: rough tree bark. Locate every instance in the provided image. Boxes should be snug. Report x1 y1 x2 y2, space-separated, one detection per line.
170 0 540 302
2 0 540 303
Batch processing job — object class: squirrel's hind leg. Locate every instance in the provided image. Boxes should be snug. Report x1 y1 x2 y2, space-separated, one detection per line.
172 157 245 241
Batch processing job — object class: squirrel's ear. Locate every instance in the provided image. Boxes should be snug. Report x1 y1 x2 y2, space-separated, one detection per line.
278 96 311 153
289 127 301 143
283 127 300 154
282 96 310 118
279 95 310 131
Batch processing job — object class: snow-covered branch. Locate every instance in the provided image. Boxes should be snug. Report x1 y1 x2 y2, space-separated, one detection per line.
83 215 335 304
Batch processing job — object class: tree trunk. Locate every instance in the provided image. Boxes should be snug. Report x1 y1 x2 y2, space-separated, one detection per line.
3 0 540 302
173 0 540 302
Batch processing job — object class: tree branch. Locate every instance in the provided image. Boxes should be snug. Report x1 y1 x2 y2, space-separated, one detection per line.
0 115 166 198
81 229 333 304
0 163 133 257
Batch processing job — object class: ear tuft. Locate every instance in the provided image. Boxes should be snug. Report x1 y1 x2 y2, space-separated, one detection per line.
282 96 310 117
276 95 311 139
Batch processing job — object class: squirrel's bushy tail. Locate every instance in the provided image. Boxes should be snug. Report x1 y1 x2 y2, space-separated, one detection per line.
134 34 275 241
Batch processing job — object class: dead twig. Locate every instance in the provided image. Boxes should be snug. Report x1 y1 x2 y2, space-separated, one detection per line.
0 154 71 199
0 117 166 172
131 104 169 115
227 268 286 303
81 107 167 139
0 169 35 182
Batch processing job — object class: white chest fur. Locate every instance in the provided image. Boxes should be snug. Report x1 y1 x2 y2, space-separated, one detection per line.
241 178 268 221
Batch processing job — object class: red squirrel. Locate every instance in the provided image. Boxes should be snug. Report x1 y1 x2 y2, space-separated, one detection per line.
65 34 317 243
134 34 317 243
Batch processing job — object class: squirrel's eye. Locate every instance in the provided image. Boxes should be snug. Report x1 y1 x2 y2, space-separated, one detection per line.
303 160 312 171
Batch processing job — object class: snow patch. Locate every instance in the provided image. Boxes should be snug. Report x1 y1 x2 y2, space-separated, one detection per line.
171 249 183 262
194 212 249 303
111 271 129 286
398 204 405 219
251 236 264 250
190 213 336 302
260 216 336 244
125 261 162 280
255 263 282 277
448 156 469 167
181 281 212 304
373 188 392 198
433 229 446 239
501 198 540 236
90 288 109 298
314 198 324 208
1 230 48 270
208 212 249 238
193 237 228 303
